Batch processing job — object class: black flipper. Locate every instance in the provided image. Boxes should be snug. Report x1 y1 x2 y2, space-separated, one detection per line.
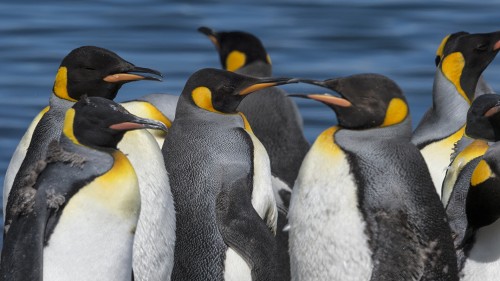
215 177 277 281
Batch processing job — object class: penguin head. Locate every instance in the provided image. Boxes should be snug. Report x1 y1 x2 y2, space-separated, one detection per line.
53 46 162 102
465 94 500 141
198 26 271 72
435 31 469 66
297 73 408 130
182 68 296 114
439 31 500 103
63 96 167 149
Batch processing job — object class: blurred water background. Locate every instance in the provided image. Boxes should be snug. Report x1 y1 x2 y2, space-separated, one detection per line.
1 0 500 244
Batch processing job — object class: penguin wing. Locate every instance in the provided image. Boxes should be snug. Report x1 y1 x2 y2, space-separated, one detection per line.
367 209 432 281
0 140 109 281
215 177 277 281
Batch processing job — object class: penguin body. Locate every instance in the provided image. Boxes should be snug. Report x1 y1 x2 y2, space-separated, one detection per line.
0 97 167 281
290 74 458 281
460 142 500 280
199 28 309 280
163 68 296 280
2 46 175 281
412 32 500 195
441 94 500 277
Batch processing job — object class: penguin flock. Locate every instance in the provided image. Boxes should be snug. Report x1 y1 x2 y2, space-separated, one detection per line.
0 27 499 281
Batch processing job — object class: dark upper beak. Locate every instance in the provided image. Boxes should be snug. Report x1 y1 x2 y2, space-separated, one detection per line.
291 78 352 107
109 115 168 132
103 66 163 83
198 26 220 48
238 77 298 96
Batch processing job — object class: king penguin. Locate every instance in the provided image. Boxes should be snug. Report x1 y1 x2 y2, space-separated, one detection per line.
441 94 500 276
162 68 297 281
289 74 458 281
3 46 176 281
0 96 168 281
121 93 179 146
412 31 500 196
198 27 309 280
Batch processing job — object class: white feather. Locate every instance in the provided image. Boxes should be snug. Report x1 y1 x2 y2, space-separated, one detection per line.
118 130 175 281
289 130 373 281
462 219 500 280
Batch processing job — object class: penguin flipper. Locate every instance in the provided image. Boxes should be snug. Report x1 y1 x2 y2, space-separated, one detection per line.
215 177 278 281
367 210 435 281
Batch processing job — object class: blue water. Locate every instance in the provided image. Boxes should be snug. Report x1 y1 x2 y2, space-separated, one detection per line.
1 0 500 235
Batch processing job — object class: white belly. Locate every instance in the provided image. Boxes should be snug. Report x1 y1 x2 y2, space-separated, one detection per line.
118 130 175 281
462 219 500 281
289 133 373 281
44 190 138 281
223 248 252 281
247 133 278 233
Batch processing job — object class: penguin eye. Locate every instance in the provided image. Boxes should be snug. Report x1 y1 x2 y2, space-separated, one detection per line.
83 66 97 71
475 43 488 52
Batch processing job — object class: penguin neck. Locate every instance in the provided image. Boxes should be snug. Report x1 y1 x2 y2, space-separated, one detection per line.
338 116 412 142
176 94 247 127
431 69 471 116
235 61 272 78
49 93 76 112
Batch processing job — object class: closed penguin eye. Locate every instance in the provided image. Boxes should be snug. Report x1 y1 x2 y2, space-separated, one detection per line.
475 43 488 52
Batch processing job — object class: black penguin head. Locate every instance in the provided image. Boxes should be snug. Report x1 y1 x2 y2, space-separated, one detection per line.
435 31 469 66
465 94 500 141
198 26 271 72
53 46 162 102
296 73 409 130
182 68 296 114
63 96 167 149
439 31 500 103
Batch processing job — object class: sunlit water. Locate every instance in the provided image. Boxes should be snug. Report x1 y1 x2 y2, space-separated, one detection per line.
1 0 500 245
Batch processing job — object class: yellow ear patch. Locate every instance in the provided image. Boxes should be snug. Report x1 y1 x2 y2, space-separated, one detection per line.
441 52 469 104
471 159 493 186
191 86 222 113
436 34 451 58
381 98 408 127
226 50 246 72
266 54 272 65
53 67 77 102
63 108 80 145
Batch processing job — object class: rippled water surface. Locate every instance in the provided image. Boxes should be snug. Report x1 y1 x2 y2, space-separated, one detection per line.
1 0 500 238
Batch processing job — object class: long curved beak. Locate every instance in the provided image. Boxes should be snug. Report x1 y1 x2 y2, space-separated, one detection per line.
289 93 352 107
109 116 168 132
103 66 163 83
239 77 299 96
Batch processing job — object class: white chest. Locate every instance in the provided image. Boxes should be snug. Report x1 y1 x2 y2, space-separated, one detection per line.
43 187 138 281
288 127 373 281
462 219 500 281
420 130 464 197
118 130 176 280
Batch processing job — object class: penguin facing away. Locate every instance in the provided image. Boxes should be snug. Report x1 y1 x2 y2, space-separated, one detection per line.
2 46 176 281
162 68 297 281
198 27 309 281
0 96 168 281
442 94 500 277
3 45 162 219
289 74 458 281
412 31 500 196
